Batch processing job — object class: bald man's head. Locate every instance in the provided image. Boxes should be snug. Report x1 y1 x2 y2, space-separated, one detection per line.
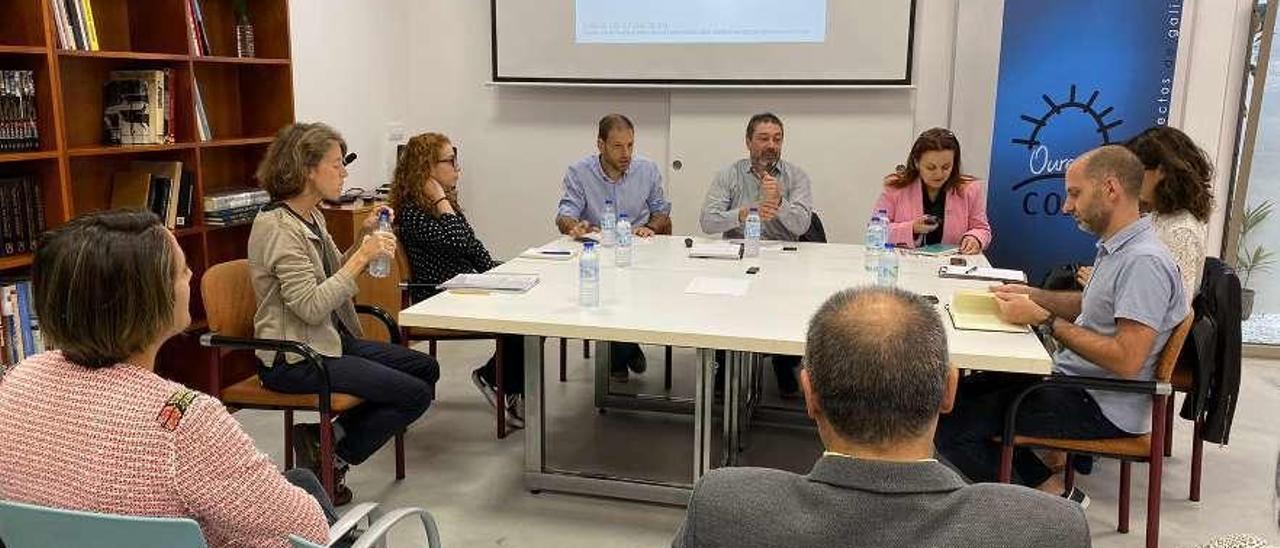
804 287 949 445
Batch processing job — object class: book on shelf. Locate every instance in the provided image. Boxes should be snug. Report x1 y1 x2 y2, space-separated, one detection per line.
103 70 174 146
204 188 270 212
0 175 45 258
55 0 101 51
0 279 47 370
1 70 40 152
190 0 212 56
108 162 195 229
193 81 212 141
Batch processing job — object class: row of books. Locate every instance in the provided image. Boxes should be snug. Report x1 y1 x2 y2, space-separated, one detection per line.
103 70 176 146
186 0 214 56
109 161 195 230
205 188 269 227
0 71 39 152
51 0 102 51
0 280 45 371
0 175 46 258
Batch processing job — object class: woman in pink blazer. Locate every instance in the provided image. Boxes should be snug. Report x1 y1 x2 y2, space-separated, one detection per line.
873 128 992 254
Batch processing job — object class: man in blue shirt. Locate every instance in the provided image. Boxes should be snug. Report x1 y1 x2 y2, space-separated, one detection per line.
555 114 673 382
700 112 814 241
935 146 1185 507
556 114 672 238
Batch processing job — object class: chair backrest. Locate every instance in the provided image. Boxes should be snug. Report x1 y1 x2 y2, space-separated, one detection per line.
201 259 257 338
798 211 827 243
1154 314 1195 383
288 535 325 548
0 500 207 548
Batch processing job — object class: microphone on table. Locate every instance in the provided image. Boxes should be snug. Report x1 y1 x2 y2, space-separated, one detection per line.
684 237 693 248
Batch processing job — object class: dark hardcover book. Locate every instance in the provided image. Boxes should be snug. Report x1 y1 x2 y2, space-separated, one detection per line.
175 171 195 228
8 180 27 255
192 0 212 55
148 175 172 221
0 179 13 256
24 176 45 251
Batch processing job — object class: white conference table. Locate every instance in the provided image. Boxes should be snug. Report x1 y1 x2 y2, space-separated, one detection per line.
399 235 1052 504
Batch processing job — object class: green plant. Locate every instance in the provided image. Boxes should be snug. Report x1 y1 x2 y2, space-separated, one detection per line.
1237 199 1277 288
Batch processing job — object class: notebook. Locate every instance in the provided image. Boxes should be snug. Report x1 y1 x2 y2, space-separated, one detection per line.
688 242 743 260
937 265 1027 283
945 292 1029 333
437 273 540 293
518 247 577 261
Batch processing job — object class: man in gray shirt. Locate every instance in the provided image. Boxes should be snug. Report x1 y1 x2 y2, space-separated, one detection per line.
699 113 814 241
672 286 1090 548
936 145 1185 504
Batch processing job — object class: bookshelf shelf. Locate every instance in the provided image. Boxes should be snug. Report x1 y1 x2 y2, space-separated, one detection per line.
0 151 59 164
0 45 48 55
56 50 190 62
200 136 274 148
0 254 33 271
68 143 199 157
193 56 289 66
175 226 205 238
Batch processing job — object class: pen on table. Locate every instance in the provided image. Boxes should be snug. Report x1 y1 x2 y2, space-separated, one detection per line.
964 266 978 274
538 250 572 255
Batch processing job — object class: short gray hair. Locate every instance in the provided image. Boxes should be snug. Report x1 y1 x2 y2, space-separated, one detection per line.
1081 145 1145 198
804 286 949 445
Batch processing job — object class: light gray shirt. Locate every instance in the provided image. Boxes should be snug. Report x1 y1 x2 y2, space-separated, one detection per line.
1055 216 1186 433
557 154 670 228
700 159 813 240
672 455 1090 548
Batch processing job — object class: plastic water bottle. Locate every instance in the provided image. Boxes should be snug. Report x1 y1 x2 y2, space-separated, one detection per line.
615 214 633 267
744 207 762 258
579 241 599 307
864 215 884 273
601 200 617 248
877 243 899 286
367 209 392 278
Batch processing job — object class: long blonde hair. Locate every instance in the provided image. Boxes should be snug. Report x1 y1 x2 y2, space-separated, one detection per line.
390 132 455 219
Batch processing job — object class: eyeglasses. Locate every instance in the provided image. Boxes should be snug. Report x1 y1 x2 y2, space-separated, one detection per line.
437 146 460 169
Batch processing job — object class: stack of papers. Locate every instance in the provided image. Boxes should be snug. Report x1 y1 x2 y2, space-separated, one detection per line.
946 292 1029 333
437 273 540 293
937 265 1027 283
688 242 743 260
519 247 577 261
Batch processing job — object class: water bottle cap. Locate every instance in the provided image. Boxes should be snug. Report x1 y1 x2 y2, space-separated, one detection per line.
619 213 629 219
605 199 614 205
378 209 390 220
583 241 595 249
884 243 895 250
749 207 759 213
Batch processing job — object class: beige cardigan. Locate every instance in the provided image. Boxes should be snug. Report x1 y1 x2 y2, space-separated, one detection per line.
247 205 364 365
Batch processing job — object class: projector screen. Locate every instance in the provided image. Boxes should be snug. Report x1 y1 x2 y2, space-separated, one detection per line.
492 0 915 85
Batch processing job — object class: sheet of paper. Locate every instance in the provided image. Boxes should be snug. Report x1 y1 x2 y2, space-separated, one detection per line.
684 277 751 297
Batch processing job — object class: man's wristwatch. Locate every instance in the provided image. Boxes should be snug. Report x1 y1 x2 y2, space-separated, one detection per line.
1038 313 1057 336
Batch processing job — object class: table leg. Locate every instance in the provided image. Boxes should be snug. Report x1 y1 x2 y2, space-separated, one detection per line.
524 335 545 477
593 341 613 410
694 348 715 481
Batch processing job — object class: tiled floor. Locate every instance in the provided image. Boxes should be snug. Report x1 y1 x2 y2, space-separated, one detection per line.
235 341 1280 547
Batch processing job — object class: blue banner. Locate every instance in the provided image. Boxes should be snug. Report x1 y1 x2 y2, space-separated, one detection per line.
985 0 1182 283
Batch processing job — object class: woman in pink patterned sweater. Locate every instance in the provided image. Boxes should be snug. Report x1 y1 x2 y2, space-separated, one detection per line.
0 210 329 548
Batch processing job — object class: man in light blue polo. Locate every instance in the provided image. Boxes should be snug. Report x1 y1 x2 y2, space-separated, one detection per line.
935 145 1186 507
555 114 672 382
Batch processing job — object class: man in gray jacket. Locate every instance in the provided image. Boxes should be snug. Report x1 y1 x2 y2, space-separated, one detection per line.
671 286 1090 548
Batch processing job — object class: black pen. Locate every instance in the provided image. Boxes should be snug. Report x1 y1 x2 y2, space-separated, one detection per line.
964 266 978 274
539 250 572 255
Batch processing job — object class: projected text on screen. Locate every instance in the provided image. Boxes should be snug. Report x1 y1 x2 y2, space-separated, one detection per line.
575 0 828 44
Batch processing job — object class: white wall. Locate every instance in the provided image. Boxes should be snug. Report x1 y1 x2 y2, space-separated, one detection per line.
291 0 1253 262
290 0 411 190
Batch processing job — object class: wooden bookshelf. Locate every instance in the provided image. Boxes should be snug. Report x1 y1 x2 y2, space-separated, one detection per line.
0 0 295 397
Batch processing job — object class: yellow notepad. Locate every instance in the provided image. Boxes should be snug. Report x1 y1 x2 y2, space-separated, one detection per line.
946 292 1029 333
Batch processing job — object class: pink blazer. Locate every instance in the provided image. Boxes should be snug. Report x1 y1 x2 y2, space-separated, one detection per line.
872 178 993 249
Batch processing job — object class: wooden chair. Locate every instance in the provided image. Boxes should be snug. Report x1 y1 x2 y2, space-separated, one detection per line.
199 259 407 499
999 315 1193 548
